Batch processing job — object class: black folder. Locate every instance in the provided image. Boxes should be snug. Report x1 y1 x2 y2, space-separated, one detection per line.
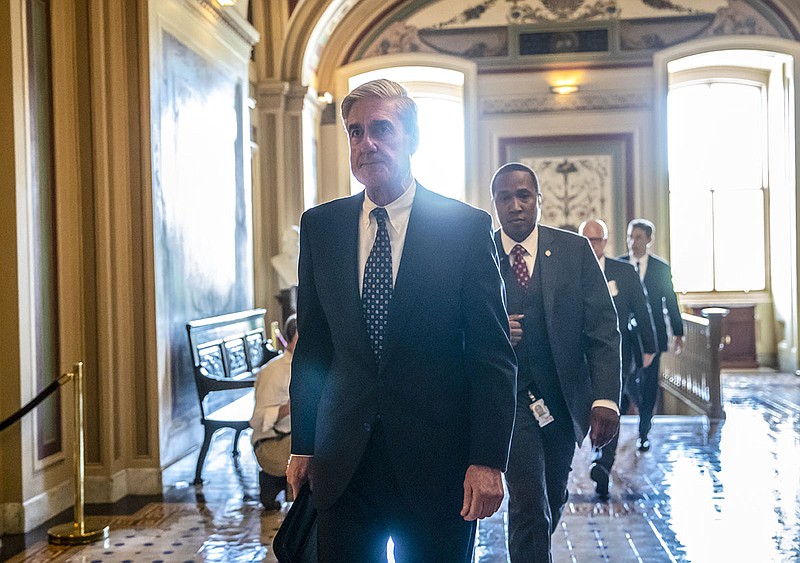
273 484 318 562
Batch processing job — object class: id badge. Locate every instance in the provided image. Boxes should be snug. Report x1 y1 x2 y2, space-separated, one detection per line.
527 391 554 427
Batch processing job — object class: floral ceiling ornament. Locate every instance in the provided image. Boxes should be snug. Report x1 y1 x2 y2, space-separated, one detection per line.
640 0 697 14
431 0 498 28
506 0 619 23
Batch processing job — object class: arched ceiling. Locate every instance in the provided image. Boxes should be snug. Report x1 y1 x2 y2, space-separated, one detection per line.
282 0 800 90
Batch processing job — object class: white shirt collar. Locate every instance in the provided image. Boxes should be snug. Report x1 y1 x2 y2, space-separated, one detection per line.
361 177 416 232
500 223 538 258
629 252 649 265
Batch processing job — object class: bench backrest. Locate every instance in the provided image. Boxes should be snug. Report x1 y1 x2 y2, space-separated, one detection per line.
186 309 279 408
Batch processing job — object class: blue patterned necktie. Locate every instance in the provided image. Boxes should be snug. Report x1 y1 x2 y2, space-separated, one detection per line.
363 207 393 362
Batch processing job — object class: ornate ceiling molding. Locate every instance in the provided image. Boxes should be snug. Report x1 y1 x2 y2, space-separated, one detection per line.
280 0 800 87
196 0 260 46
482 90 651 114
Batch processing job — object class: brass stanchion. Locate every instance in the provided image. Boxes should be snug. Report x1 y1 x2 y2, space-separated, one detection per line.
48 362 110 545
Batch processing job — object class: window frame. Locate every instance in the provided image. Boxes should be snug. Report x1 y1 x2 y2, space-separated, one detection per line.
667 71 770 295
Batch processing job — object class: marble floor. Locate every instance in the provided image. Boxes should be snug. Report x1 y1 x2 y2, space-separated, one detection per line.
2 372 798 562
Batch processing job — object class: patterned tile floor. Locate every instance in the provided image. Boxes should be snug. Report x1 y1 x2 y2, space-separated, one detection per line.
2 372 798 562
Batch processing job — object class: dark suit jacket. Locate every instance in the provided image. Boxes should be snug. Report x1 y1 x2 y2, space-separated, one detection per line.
618 253 684 352
603 257 657 370
495 225 621 444
291 185 517 514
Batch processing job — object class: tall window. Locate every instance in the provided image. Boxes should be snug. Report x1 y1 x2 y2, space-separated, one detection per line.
668 78 767 293
348 66 466 201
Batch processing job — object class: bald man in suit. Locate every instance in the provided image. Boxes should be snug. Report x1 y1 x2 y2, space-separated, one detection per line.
579 219 657 499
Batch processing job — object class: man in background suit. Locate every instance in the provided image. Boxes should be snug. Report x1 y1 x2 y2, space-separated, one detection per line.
578 219 657 499
621 218 684 451
287 79 517 561
492 163 621 563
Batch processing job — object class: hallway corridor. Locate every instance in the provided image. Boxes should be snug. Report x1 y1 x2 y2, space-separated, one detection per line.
3 372 798 562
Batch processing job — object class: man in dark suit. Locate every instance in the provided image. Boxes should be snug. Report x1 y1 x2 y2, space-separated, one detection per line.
491 163 621 563
620 218 684 451
287 79 517 561
578 219 657 498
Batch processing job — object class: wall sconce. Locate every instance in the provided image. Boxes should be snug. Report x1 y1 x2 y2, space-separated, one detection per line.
550 84 580 95
317 91 333 104
217 0 236 6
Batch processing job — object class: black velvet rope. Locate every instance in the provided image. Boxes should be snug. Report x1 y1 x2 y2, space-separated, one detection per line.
0 375 69 433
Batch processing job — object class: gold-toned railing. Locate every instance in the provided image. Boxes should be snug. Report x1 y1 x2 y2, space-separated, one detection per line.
47 362 110 545
660 308 727 421
0 362 109 545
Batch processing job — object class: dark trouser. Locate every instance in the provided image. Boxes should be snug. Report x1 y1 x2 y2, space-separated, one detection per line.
316 423 476 563
258 471 287 506
505 401 576 563
635 353 661 440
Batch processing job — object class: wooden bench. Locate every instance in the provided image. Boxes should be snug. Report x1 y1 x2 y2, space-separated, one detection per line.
186 308 279 484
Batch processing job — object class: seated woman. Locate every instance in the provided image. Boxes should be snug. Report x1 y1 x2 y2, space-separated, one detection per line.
250 314 297 510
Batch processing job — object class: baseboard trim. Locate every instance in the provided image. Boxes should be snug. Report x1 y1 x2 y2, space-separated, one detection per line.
85 467 162 503
1 477 73 534
126 467 163 496
1 468 163 534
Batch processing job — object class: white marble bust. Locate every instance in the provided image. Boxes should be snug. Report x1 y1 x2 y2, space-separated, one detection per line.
271 225 300 289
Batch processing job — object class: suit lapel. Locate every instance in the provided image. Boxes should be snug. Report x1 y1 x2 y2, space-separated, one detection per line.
537 226 557 331
333 192 375 364
494 230 508 267
379 184 431 372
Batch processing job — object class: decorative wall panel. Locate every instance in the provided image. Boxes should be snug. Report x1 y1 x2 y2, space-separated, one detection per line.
500 134 632 251
149 0 255 464
26 0 62 462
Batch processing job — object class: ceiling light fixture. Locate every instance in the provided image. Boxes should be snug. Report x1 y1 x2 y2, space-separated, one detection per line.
550 84 580 95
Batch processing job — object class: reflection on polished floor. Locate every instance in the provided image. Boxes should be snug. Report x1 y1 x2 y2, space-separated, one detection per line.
3 372 799 562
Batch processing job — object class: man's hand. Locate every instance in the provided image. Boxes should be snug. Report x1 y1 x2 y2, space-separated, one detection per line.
642 353 655 368
286 455 312 498
508 314 524 346
589 406 619 448
673 335 685 355
461 465 504 521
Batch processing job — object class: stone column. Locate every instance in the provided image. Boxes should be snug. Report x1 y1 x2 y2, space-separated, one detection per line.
253 79 308 324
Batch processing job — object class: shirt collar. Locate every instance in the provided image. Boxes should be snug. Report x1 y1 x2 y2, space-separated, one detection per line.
362 177 416 231
500 223 538 258
629 251 649 265
599 255 606 270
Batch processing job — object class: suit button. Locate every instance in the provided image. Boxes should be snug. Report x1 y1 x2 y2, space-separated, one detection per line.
363 423 371 432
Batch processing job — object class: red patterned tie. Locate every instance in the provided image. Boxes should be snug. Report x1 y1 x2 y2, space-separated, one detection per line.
511 244 530 289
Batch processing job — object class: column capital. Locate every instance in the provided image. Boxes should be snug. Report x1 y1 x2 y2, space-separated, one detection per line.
255 80 308 113
285 83 309 113
255 79 290 111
